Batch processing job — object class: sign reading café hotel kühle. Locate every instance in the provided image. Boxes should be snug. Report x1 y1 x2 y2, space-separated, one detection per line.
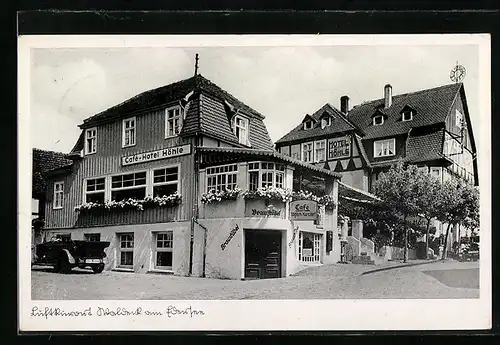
290 200 318 221
121 144 191 166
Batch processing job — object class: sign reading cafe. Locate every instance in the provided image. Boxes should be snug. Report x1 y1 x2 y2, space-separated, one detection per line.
290 200 318 221
121 144 191 166
328 136 351 160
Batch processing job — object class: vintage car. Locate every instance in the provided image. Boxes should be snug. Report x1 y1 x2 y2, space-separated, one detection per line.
32 237 110 273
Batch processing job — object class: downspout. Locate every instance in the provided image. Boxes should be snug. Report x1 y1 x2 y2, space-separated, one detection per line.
188 133 199 276
405 128 413 164
194 218 208 277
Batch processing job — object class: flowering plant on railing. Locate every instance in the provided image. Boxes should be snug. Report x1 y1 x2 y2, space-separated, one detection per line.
291 190 337 209
242 186 293 203
74 193 182 213
201 188 242 204
318 195 337 210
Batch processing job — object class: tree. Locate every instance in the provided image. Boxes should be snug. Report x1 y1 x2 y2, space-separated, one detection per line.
435 179 479 260
372 162 426 262
414 171 443 259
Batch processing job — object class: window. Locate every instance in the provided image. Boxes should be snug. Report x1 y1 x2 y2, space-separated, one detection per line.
85 177 105 203
55 234 71 243
301 142 313 163
248 162 285 191
122 117 136 148
85 128 97 154
53 182 64 209
456 109 463 129
154 232 173 270
298 232 321 262
84 233 101 242
111 172 147 201
321 117 331 129
233 115 250 145
165 106 183 138
206 164 238 192
374 138 396 157
314 140 326 162
373 115 384 126
118 233 134 268
402 110 413 121
303 121 313 130
153 166 179 197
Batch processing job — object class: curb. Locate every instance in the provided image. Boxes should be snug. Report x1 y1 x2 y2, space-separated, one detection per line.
359 260 440 276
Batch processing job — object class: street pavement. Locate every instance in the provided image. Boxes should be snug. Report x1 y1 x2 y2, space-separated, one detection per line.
31 260 479 300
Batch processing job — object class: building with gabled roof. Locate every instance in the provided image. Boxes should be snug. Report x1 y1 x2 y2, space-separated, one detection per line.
38 72 378 279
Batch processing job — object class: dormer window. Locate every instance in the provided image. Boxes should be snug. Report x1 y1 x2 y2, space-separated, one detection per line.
303 121 313 130
373 115 384 126
233 115 249 145
321 117 332 129
402 110 413 122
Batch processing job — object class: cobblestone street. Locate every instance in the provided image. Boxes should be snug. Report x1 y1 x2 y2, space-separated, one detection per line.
31 260 479 300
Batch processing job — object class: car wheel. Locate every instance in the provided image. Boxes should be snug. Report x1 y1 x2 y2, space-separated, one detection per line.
92 264 104 274
58 255 72 274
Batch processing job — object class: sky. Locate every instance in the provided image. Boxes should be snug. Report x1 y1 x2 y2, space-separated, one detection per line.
30 43 481 153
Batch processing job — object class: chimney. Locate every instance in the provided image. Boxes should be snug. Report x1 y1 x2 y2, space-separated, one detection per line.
340 95 350 115
384 84 392 108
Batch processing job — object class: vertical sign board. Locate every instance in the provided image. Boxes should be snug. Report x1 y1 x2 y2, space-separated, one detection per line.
328 136 351 160
290 200 318 221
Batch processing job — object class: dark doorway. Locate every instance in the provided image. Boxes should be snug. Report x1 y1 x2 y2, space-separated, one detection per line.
244 230 282 279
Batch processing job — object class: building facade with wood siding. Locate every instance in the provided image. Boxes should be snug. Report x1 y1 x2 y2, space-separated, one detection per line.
41 74 377 279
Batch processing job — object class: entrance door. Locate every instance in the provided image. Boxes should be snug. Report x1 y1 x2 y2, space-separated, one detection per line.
244 230 282 279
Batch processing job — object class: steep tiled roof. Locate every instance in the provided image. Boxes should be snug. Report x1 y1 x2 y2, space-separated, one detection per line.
32 149 72 197
275 103 360 144
78 74 274 151
404 129 446 163
347 83 462 139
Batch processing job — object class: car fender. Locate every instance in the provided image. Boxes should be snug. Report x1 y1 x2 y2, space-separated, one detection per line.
61 249 76 264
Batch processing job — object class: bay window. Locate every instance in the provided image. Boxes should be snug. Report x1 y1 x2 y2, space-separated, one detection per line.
84 177 105 203
111 171 147 201
206 164 238 192
152 166 179 197
374 138 395 157
248 162 285 191
301 142 313 163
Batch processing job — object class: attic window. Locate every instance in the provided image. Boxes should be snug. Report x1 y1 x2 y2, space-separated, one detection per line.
233 115 250 146
321 117 332 129
402 110 413 122
303 121 313 130
373 115 384 126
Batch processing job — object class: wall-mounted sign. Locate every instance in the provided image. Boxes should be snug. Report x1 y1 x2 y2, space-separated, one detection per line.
247 207 282 218
290 200 318 221
121 144 191 166
221 224 239 251
328 136 351 160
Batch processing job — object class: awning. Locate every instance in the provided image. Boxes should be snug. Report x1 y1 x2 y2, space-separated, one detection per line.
338 181 381 203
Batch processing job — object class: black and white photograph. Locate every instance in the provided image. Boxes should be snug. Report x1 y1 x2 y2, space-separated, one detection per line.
18 34 491 331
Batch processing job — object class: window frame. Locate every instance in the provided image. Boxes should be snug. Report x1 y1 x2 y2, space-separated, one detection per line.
165 105 183 138
303 121 313 130
455 109 463 129
84 127 97 155
402 110 413 122
301 142 313 163
83 176 106 204
233 115 250 146
314 140 327 163
122 117 136 148
152 164 180 197
110 170 147 201
373 138 396 158
320 117 331 129
117 233 134 269
53 181 64 209
373 115 384 126
153 231 174 271
206 163 238 192
247 161 285 190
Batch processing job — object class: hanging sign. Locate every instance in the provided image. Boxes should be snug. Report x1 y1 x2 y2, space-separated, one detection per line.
290 200 318 221
121 144 191 166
